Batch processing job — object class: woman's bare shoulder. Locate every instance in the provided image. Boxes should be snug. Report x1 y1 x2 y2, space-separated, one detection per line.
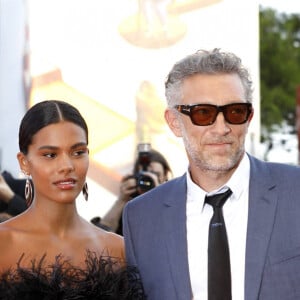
0 220 22 270
0 215 26 235
104 230 124 246
91 226 125 259
0 219 16 237
93 225 124 243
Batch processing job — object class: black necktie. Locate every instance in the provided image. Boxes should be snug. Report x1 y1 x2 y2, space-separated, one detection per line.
205 188 232 300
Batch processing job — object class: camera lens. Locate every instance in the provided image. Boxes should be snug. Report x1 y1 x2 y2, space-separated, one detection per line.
137 174 155 193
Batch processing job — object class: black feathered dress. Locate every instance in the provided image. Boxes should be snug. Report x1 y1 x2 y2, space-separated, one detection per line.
0 250 146 300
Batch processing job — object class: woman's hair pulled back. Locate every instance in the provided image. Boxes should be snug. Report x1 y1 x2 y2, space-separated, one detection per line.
19 100 88 154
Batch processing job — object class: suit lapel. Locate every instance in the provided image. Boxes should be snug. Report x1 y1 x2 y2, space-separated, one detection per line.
159 157 277 300
163 175 193 299
245 156 278 300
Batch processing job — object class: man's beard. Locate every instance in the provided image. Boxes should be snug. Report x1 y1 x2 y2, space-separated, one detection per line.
182 134 245 173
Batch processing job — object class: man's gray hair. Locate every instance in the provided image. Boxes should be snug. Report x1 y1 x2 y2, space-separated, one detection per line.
165 48 253 107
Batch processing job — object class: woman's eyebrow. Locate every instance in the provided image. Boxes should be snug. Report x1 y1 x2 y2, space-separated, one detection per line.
38 142 87 151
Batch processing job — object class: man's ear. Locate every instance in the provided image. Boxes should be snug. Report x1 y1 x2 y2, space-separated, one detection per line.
17 152 30 175
164 108 182 137
246 108 254 130
248 108 254 123
245 108 254 134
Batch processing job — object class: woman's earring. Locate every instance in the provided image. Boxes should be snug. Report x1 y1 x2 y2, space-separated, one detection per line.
82 182 88 201
25 176 33 207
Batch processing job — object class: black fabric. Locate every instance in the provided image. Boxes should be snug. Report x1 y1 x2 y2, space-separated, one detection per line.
0 200 8 212
2 171 26 196
0 251 146 300
90 216 113 232
1 171 27 215
205 189 232 300
116 216 123 235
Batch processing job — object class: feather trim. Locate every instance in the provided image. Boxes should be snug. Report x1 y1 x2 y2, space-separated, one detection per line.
0 250 146 300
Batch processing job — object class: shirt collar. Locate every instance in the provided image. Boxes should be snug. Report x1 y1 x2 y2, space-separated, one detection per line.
225 153 250 201
186 153 250 205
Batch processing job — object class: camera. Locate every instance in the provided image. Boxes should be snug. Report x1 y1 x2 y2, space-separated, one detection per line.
134 143 155 195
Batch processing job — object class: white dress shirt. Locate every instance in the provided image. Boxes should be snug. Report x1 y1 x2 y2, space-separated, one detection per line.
186 154 250 300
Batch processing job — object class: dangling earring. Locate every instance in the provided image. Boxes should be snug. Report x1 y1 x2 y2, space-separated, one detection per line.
82 182 88 201
25 176 33 207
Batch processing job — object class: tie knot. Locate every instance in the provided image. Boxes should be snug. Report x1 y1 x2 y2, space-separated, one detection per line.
205 188 232 209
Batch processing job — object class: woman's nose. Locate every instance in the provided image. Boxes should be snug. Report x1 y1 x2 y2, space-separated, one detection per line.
59 155 75 173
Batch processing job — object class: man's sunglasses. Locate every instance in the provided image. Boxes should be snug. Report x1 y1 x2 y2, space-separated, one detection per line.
174 103 253 126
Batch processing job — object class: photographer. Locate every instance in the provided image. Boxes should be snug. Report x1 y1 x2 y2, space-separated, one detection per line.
92 146 172 235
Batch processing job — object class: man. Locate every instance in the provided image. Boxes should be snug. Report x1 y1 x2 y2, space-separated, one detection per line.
123 48 300 300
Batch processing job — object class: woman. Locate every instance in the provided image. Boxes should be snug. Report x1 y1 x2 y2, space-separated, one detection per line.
0 100 145 299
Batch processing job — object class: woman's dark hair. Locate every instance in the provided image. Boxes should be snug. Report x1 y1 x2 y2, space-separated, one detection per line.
19 100 88 154
133 149 172 179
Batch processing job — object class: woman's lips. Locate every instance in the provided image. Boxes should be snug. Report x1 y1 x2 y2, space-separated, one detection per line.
54 179 76 189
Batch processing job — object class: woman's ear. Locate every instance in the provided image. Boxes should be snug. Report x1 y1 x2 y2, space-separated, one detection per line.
17 152 29 175
164 108 183 137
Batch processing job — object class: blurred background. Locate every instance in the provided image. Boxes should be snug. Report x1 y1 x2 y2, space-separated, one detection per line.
0 0 299 220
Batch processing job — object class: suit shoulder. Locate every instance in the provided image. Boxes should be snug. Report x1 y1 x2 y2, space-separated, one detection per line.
249 155 300 174
125 174 186 209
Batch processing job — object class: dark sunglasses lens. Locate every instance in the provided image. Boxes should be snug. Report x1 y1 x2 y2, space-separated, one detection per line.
224 104 250 124
190 106 217 125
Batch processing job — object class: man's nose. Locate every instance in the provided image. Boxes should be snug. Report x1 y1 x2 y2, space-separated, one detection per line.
211 112 231 134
